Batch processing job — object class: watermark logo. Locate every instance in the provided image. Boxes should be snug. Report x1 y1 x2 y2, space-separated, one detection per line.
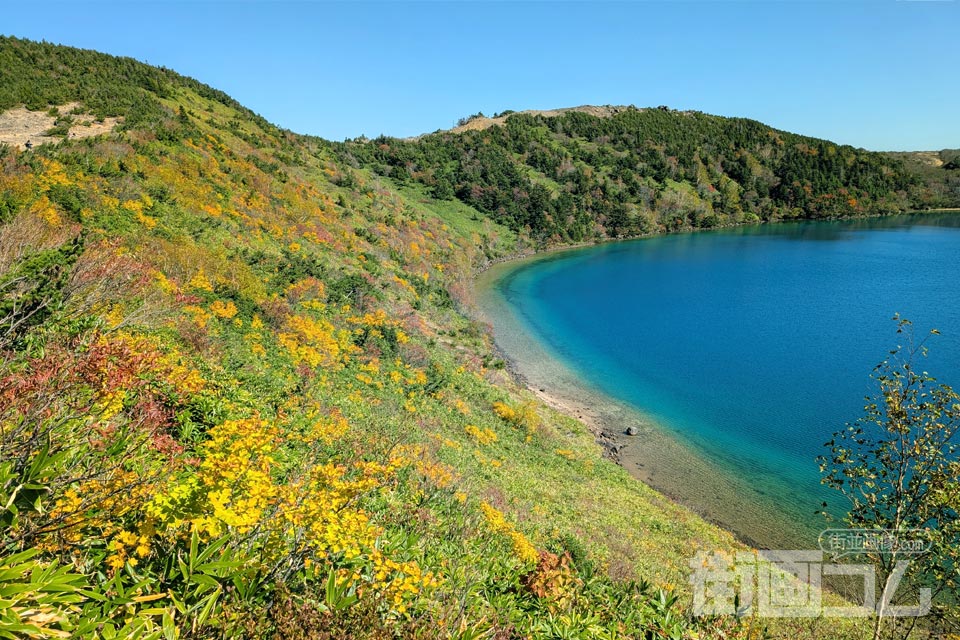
818 528 931 559
689 530 932 618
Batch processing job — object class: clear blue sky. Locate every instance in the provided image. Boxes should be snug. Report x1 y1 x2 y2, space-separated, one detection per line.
2 1 958 150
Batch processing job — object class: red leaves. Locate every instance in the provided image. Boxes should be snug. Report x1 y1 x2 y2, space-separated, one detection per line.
285 277 325 306
175 292 202 305
0 331 189 456
65 240 154 312
260 296 292 329
74 335 157 396
130 396 182 455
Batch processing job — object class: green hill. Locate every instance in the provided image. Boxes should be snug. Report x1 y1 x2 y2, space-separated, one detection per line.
0 35 948 639
341 106 958 246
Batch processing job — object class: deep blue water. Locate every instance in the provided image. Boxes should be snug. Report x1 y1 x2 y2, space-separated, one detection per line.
494 214 960 545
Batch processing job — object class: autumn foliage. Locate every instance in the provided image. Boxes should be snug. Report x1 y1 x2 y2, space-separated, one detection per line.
0 38 768 640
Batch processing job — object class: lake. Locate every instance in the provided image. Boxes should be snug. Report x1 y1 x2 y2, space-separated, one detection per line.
479 214 960 549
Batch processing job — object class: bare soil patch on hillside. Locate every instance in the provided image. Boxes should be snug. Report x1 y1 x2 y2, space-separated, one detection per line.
433 105 638 137
911 151 945 167
0 102 122 150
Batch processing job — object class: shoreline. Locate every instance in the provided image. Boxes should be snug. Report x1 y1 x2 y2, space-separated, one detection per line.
473 251 818 551
470 209 960 550
472 207 960 275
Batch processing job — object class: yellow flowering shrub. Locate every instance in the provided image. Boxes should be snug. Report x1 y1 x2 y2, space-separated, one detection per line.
154 270 179 295
464 424 497 446
187 269 214 292
368 549 440 615
492 401 516 423
45 468 156 562
278 462 380 560
416 459 455 488
183 304 213 328
161 353 206 394
279 314 355 368
493 400 541 434
106 529 152 571
308 409 351 445
479 502 538 565
210 299 238 319
147 417 280 537
30 195 62 227
93 389 127 422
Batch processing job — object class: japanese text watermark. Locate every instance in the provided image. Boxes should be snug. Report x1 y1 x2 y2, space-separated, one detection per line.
689 529 932 618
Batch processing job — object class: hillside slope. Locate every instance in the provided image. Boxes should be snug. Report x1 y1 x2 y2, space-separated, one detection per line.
882 149 960 209
0 36 768 640
0 35 933 639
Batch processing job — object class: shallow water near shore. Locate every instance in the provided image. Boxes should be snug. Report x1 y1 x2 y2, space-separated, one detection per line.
477 214 960 549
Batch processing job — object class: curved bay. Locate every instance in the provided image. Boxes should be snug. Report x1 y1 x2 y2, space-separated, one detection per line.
480 214 960 549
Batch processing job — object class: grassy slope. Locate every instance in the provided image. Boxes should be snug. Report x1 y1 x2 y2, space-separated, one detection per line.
0 38 880 639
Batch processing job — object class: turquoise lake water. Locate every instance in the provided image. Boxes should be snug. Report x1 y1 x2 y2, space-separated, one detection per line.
486 214 960 548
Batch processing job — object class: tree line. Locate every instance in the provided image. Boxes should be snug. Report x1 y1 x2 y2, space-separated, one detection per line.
339 108 925 244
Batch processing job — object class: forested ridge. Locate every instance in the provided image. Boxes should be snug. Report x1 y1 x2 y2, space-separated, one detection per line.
341 107 959 244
